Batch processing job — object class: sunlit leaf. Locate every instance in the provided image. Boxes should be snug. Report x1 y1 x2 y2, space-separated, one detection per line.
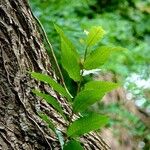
73 81 119 113
54 24 81 81
67 113 109 137
30 72 72 101
63 140 83 150
84 46 124 70
33 90 66 120
84 81 119 93
86 26 105 47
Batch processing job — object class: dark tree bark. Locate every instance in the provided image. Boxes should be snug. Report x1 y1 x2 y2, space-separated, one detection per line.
0 0 110 149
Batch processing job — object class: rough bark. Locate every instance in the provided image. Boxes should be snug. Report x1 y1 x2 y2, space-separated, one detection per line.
0 0 110 149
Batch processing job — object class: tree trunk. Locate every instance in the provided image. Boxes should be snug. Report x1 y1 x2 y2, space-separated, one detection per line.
0 0 110 149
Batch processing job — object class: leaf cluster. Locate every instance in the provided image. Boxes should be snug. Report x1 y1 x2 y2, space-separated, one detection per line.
30 25 121 149
30 0 150 148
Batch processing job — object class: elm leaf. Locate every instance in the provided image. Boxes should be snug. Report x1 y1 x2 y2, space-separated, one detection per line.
73 89 105 113
73 81 119 113
30 72 72 101
84 46 124 70
67 113 109 137
54 24 81 81
86 26 105 47
84 81 119 93
33 90 66 120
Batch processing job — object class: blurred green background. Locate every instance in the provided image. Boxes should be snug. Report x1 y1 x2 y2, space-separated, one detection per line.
29 0 150 149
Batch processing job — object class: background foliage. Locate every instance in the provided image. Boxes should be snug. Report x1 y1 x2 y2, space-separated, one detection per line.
30 0 150 149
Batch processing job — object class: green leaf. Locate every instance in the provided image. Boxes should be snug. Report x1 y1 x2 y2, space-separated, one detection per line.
84 46 124 70
73 81 119 113
33 90 66 120
63 140 83 150
54 24 81 81
86 26 105 47
84 81 119 93
38 113 55 131
73 89 105 113
67 113 109 137
30 72 72 101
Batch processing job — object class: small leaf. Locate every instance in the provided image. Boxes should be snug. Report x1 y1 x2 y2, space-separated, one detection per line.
73 81 119 113
84 46 124 70
63 140 83 150
67 113 109 137
38 113 55 131
54 24 81 81
30 72 72 101
33 90 66 120
86 26 105 47
55 129 64 150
